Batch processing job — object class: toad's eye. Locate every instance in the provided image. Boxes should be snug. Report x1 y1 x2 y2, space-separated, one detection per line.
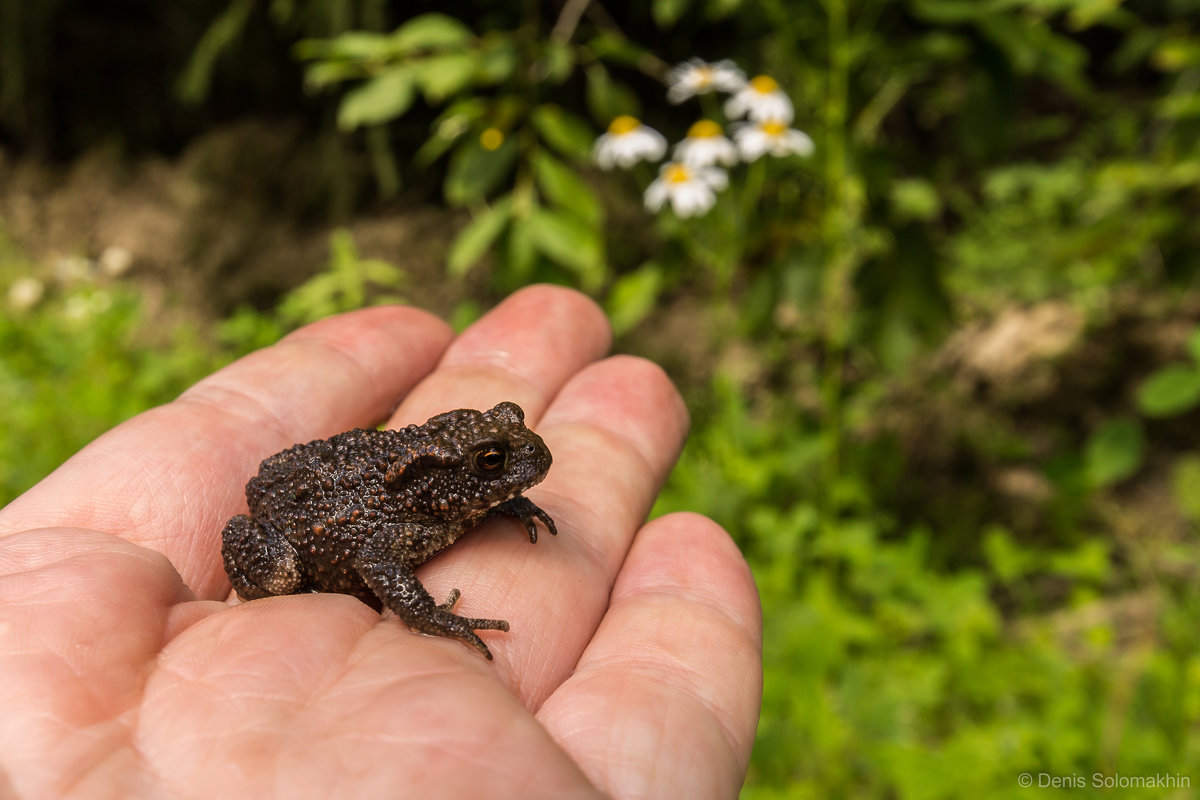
474 447 507 473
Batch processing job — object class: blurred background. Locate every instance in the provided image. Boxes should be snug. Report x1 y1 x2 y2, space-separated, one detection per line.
3 1 1200 796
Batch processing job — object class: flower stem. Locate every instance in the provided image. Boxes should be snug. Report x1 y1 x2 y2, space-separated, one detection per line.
819 0 853 531
741 157 766 227
717 156 766 290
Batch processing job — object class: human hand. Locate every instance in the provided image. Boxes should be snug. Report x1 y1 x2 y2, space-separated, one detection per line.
0 286 761 799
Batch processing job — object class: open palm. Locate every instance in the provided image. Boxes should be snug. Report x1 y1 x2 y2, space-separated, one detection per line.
0 287 761 799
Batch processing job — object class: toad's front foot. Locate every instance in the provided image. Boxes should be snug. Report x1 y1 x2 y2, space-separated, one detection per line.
491 496 557 543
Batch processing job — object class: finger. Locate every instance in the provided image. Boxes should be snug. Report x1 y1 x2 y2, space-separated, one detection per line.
536 513 762 800
0 306 453 599
359 286 613 666
519 356 690 683
0 527 204 795
411 350 688 696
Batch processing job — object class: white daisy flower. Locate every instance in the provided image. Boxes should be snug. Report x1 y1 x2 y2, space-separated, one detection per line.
7 277 44 311
673 120 738 168
593 115 668 170
644 162 728 218
99 246 133 277
734 120 814 161
724 75 794 123
667 58 747 104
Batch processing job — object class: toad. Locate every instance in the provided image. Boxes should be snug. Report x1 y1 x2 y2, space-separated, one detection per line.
220 401 556 659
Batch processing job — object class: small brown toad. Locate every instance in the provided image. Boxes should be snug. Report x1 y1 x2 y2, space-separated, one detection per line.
220 401 555 660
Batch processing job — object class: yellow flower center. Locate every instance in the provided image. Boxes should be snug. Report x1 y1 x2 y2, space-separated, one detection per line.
608 115 642 135
686 120 724 139
665 164 692 184
480 127 505 151
761 120 788 136
750 75 779 94
694 66 714 86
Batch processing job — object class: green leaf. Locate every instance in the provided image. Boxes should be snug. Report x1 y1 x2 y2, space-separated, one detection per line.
449 299 483 332
476 36 518 84
303 61 365 91
177 0 254 105
1170 454 1200 523
531 104 596 160
584 64 640 124
294 32 390 61
488 95 527 130
1048 540 1111 584
277 229 407 325
506 215 537 281
1135 365 1200 417
526 208 605 290
414 129 464 168
586 32 654 68
444 133 518 206
653 0 693 27
389 13 474 55
981 526 1030 584
434 97 488 129
447 197 513 277
978 14 1088 95
365 125 400 199
605 264 663 336
413 52 479 102
1155 37 1200 72
1159 94 1200 121
532 151 601 225
890 179 943 222
337 67 416 130
706 0 743 17
1083 417 1145 488
360 258 407 287
415 98 488 166
539 40 575 84
1187 327 1200 364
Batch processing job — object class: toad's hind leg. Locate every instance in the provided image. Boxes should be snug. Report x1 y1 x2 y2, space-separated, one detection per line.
355 526 509 660
221 514 304 599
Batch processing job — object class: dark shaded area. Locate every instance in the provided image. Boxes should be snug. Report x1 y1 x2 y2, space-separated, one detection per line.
2 0 1177 164
0 1 313 156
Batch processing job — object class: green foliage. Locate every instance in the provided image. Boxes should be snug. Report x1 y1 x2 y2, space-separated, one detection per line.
336 66 418 130
0 227 404 506
292 9 828 331
657 371 1199 798
296 10 612 292
530 104 595 160
1060 324 1200 504
444 133 519 205
1136 329 1200 418
1170 455 1200 524
448 198 513 278
1083 417 1145 490
177 0 256 105
0 277 226 507
605 264 664 337
1138 366 1200 418
276 228 406 326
